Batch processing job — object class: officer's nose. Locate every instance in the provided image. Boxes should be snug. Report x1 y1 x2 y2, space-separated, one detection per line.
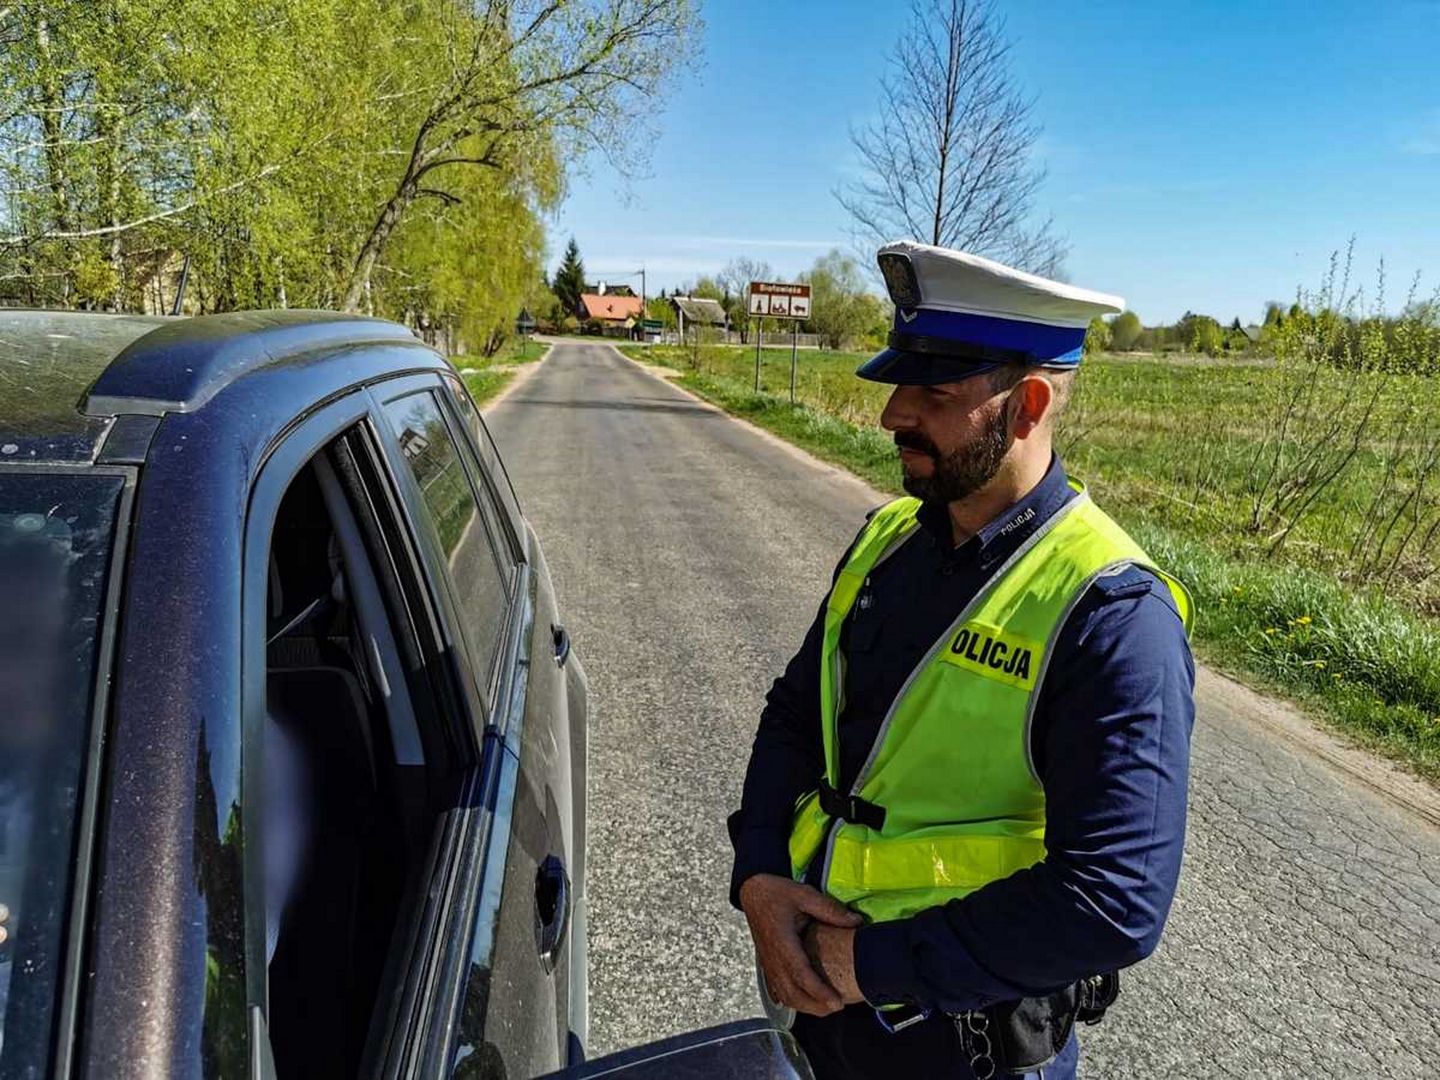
880 385 922 433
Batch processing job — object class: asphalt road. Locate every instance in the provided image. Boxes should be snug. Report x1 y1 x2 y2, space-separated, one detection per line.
485 341 1440 1077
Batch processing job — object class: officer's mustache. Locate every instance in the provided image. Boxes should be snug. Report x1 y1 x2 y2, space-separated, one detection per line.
893 431 940 458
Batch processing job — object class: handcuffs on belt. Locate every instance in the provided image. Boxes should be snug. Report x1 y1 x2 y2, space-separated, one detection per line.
874 971 1120 1078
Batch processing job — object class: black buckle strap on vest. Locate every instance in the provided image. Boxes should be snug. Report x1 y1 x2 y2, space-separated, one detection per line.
818 779 886 830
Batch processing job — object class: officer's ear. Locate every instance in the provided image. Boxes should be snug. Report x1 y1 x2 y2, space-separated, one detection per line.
1007 373 1056 439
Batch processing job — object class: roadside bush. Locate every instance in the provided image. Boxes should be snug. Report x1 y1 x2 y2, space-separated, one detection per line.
1085 316 1112 355
1247 250 1440 592
1110 311 1143 351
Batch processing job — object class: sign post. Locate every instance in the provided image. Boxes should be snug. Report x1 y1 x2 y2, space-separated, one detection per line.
790 321 799 404
515 308 537 358
755 317 763 391
747 281 813 398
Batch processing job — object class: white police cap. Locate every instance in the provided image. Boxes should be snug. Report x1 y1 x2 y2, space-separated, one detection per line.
859 240 1124 385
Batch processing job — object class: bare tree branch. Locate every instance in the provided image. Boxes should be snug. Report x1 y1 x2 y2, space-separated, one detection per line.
0 164 280 248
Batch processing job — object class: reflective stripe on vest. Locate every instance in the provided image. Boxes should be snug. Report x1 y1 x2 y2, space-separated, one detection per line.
788 482 1193 924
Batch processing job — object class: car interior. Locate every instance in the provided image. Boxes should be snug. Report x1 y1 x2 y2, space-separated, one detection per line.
260 439 461 1079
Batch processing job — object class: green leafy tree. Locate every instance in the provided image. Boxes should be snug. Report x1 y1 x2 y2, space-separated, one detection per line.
645 294 676 329
389 160 550 354
1084 315 1111 355
1110 310 1143 351
339 0 699 311
803 249 884 350
0 0 699 338
553 238 586 315
691 275 724 302
1179 314 1224 356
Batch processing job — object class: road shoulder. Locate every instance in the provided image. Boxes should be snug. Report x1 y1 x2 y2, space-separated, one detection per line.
475 341 552 413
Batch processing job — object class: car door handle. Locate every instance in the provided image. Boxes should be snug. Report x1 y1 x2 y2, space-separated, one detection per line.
552 623 571 668
535 854 570 974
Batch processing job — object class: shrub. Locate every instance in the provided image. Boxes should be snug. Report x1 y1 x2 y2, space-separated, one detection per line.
1084 316 1112 355
1111 310 1143 351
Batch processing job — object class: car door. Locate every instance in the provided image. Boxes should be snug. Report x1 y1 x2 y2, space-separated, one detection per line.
370 376 571 1078
438 371 588 1064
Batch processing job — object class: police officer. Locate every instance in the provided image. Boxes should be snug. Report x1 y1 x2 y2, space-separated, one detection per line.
729 241 1196 1080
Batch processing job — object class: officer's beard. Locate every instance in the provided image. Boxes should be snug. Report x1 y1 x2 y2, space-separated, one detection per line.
895 405 1012 504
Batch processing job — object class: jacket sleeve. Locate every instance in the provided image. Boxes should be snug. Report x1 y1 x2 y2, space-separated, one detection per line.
727 598 826 909
853 568 1196 1012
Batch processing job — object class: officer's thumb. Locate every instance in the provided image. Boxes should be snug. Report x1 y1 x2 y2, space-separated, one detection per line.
798 888 863 927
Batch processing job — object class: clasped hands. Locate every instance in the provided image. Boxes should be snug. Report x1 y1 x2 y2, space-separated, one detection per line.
739 873 866 1017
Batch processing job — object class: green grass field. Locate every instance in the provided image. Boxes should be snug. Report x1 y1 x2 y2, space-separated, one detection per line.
618 341 1440 782
454 335 545 406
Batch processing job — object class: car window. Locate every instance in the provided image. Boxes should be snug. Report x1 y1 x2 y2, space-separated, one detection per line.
441 374 523 542
257 432 480 1079
0 471 124 1076
382 391 514 685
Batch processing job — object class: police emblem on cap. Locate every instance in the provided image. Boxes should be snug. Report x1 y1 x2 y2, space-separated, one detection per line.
877 251 921 309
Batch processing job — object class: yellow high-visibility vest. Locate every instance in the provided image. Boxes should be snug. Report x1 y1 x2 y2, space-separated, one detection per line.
788 483 1192 923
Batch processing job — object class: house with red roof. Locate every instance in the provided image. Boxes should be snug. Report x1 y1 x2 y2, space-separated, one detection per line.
578 291 645 328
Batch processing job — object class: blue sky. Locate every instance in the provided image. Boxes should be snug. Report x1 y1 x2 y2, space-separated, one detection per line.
550 0 1440 324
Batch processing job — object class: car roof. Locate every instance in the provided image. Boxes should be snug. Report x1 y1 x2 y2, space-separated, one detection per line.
0 309 429 464
0 310 170 463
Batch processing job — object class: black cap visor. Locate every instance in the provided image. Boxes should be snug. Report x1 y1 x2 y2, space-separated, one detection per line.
856 347 1008 386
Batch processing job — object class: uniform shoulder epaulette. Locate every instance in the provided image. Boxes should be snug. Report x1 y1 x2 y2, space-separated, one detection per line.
1091 563 1160 601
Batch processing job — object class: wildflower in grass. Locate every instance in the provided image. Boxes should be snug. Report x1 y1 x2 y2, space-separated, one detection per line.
1302 660 1326 669
1264 627 1278 636
1295 615 1313 626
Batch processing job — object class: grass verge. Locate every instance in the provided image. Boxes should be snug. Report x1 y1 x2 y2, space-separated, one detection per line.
618 343 1440 783
453 335 545 406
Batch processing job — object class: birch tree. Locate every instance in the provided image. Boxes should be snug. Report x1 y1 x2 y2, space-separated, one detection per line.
340 0 697 312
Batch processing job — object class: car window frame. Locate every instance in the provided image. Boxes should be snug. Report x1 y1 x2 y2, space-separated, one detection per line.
239 389 377 1020
0 462 138 1080
317 418 495 1076
435 390 521 583
325 421 479 769
238 386 494 1070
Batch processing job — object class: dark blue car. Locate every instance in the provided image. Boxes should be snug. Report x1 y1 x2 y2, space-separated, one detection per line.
0 310 807 1080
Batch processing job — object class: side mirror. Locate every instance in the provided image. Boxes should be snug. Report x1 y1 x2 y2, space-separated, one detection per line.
540 1019 813 1080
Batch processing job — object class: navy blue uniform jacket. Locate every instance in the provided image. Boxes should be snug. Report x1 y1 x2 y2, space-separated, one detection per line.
728 457 1196 1013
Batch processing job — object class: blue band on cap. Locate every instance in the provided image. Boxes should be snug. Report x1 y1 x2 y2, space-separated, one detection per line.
894 308 1085 365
